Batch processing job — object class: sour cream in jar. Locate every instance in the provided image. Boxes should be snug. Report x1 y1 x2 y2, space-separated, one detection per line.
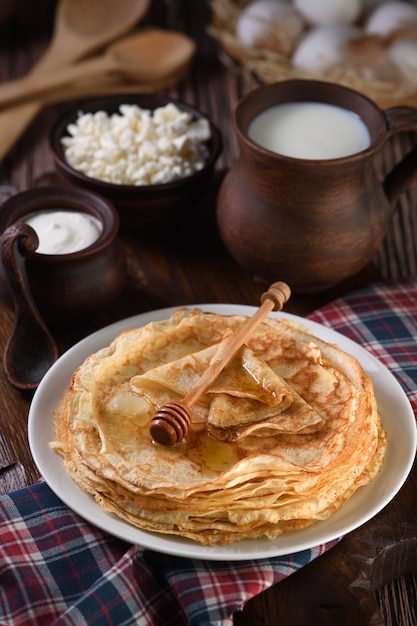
23 209 103 255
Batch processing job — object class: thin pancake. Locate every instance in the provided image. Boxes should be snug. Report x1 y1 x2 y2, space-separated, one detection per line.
51 307 387 545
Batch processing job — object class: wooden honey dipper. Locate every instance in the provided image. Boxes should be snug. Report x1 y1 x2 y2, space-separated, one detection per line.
149 281 291 446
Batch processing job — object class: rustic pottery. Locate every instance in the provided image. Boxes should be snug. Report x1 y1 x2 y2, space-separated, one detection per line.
0 186 126 324
216 79 417 292
49 93 223 229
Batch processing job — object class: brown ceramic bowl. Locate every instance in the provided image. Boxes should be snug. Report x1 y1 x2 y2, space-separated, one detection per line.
0 186 126 324
49 93 223 229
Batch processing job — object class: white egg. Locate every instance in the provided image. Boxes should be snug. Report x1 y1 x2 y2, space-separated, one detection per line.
292 25 361 72
365 1 417 36
293 0 363 26
388 38 417 81
236 0 305 50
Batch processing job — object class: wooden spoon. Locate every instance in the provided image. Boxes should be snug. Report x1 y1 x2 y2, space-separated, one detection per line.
32 0 151 74
0 67 190 165
0 0 150 161
1 224 59 392
150 282 291 446
0 29 196 109
30 67 191 106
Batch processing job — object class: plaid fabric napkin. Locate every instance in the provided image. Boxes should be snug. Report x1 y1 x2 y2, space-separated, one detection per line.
0 485 337 626
1 277 416 626
310 277 417 414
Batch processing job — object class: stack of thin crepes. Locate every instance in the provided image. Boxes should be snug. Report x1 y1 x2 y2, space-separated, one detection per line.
51 308 387 546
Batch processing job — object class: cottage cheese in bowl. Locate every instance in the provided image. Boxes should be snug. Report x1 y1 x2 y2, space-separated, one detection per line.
60 103 212 186
49 94 223 228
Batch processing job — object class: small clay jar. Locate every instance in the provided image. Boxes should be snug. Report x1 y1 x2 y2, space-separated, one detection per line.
0 186 126 324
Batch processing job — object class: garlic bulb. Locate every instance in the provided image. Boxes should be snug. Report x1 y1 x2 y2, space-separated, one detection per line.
388 38 417 81
236 0 305 53
292 24 361 72
365 1 417 36
293 0 363 26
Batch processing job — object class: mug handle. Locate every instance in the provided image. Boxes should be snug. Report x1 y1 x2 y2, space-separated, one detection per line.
383 107 417 205
0 223 58 390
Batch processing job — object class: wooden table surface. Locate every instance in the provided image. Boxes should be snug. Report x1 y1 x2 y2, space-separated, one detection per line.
0 2 416 625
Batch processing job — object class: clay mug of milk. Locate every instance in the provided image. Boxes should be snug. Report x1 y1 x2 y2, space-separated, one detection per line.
216 79 417 293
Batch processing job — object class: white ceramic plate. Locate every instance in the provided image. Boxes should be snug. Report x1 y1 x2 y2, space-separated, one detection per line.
28 305 416 561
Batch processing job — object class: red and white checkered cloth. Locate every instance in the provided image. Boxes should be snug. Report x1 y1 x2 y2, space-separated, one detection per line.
310 277 417 413
0 278 416 626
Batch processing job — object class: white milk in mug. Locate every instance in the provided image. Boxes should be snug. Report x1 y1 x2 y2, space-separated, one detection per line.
248 102 371 160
